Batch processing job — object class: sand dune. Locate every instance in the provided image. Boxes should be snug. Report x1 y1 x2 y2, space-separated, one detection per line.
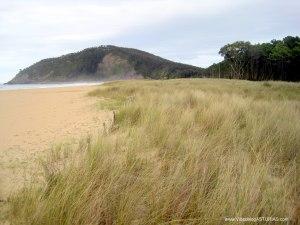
0 85 110 199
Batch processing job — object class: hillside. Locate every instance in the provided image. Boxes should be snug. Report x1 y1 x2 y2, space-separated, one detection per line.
7 46 204 84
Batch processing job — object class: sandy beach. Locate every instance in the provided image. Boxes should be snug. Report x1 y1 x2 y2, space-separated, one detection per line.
0 85 110 200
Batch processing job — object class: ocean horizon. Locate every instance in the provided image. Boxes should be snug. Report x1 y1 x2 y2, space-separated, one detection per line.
0 82 103 91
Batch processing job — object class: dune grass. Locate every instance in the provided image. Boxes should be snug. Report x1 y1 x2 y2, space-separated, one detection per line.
8 79 300 224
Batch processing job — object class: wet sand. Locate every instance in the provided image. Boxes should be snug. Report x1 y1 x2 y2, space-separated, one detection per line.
0 85 110 199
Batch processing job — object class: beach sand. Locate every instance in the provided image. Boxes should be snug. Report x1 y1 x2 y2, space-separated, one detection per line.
0 85 110 200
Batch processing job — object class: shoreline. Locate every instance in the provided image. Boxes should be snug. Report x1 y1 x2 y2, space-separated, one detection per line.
0 81 104 91
0 85 111 199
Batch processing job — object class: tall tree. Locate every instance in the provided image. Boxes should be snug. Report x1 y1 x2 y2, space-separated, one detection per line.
219 41 251 79
212 36 300 81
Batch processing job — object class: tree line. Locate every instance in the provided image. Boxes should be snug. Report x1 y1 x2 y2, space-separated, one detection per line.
207 36 300 81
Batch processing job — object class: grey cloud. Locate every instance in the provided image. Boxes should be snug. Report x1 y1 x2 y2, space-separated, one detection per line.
0 0 299 82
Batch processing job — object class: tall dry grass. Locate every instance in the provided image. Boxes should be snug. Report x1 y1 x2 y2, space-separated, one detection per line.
8 79 300 224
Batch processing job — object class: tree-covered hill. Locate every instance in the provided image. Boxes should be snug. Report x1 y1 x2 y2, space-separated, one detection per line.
7 36 299 84
7 46 204 84
207 36 300 81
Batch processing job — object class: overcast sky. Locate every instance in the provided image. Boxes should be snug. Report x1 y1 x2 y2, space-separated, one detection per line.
0 0 299 83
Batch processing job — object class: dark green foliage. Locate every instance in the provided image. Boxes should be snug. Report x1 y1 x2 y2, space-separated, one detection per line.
8 46 204 84
207 36 300 81
108 46 204 79
8 37 299 84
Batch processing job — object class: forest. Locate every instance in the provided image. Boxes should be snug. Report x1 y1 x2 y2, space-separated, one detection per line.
8 45 203 84
8 36 300 84
207 36 300 81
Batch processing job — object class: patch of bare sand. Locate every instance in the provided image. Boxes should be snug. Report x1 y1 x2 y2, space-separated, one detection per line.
0 85 111 201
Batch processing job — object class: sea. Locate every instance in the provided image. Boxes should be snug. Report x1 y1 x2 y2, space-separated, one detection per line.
0 82 103 91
